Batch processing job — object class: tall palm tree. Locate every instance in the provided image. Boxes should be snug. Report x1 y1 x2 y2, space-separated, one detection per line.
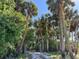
47 0 79 59
15 0 38 54
47 0 65 57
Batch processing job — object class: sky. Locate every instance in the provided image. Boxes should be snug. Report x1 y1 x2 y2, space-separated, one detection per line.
32 0 79 20
74 0 79 11
32 0 49 20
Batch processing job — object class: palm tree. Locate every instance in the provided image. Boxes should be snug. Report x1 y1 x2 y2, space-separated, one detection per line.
47 0 78 58
47 0 65 58
34 14 55 52
15 0 38 54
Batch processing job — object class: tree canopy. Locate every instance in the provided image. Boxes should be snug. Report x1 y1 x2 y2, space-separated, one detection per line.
0 0 38 58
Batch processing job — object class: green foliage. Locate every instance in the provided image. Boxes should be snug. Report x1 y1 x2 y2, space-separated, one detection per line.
0 0 26 57
49 40 59 51
15 0 38 17
48 51 60 55
17 53 26 59
26 29 36 50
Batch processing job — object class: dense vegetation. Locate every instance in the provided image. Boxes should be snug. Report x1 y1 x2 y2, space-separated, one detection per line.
0 0 38 58
0 0 79 59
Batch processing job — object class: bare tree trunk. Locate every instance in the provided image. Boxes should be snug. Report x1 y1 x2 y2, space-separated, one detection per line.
46 20 49 52
57 0 65 59
41 37 44 52
46 38 49 52
40 40 42 52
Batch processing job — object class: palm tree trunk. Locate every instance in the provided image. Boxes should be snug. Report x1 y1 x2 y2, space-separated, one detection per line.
46 38 49 52
57 0 65 59
46 20 49 52
15 9 30 54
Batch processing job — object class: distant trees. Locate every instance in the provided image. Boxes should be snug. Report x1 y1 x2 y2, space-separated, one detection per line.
33 14 60 52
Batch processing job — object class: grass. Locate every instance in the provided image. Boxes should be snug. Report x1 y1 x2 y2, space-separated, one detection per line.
48 51 60 55
17 53 26 59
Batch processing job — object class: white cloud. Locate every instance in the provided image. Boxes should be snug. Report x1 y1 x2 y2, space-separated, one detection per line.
71 0 76 2
71 0 79 2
